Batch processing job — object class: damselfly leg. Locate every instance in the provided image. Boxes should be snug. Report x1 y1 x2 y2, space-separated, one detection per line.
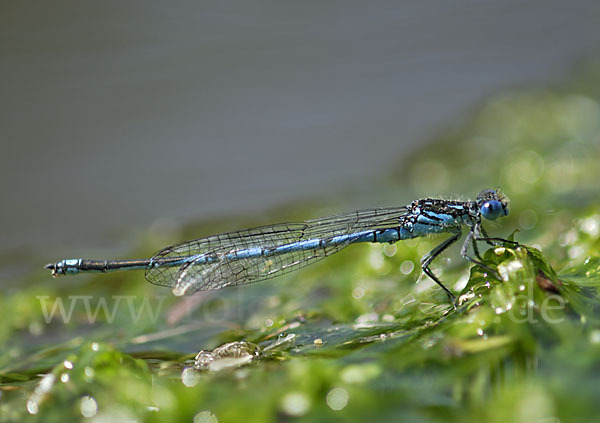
420 230 462 302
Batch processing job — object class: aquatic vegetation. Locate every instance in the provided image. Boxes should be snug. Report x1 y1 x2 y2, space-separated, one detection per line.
2 61 600 423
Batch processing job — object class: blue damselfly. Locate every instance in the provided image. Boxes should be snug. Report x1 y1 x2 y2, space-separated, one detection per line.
46 189 511 302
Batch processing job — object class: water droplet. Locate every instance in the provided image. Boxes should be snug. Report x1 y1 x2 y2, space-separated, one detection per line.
281 392 310 416
352 286 365 299
84 366 95 382
80 396 98 418
400 260 414 275
27 400 38 415
194 411 218 423
28 322 43 336
194 342 261 371
181 367 201 387
326 387 349 411
355 312 379 324
383 244 397 257
580 216 600 237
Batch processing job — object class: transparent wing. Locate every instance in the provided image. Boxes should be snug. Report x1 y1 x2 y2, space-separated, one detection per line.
145 206 409 294
172 230 377 295
146 223 307 288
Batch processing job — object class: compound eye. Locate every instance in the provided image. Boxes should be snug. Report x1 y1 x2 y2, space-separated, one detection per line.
480 200 505 220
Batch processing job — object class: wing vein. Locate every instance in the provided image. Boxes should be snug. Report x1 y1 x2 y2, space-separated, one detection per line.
145 206 409 294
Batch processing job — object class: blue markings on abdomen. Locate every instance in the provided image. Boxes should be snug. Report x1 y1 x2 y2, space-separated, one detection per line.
184 212 464 266
231 247 263 259
186 230 382 265
275 238 322 254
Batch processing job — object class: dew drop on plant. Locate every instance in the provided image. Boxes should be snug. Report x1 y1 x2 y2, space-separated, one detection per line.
281 392 310 416
352 286 365 299
80 396 97 418
194 411 218 423
383 244 397 257
181 367 200 387
400 260 414 275
589 330 600 344
326 387 349 411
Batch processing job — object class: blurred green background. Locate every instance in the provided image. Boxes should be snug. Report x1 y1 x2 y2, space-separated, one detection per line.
2 60 600 422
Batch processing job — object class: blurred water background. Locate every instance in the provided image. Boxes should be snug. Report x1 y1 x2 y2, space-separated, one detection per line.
2 0 600 277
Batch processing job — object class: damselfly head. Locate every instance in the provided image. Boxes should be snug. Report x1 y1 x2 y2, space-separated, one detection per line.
477 189 509 221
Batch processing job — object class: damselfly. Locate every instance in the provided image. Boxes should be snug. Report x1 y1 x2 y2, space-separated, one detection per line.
46 189 511 302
